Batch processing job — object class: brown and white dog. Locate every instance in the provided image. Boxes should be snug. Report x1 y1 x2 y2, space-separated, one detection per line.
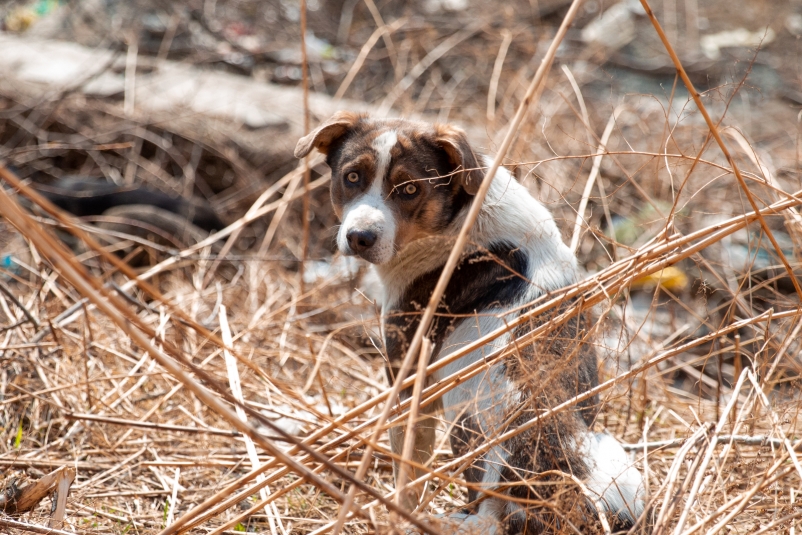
295 112 645 534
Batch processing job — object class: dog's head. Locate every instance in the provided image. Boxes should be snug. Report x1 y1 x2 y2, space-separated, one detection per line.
295 112 484 264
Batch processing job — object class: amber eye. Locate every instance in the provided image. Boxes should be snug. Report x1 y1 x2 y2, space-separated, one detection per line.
403 183 417 195
346 172 359 183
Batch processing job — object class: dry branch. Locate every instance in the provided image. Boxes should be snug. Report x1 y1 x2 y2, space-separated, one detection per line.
0 518 77 535
0 466 74 516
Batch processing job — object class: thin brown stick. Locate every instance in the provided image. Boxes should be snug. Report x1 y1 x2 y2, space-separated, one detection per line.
0 278 40 328
394 337 433 507
362 0 399 77
377 27 478 116
64 412 240 437
202 157 323 287
0 518 78 535
487 29 513 123
299 0 311 292
620 434 800 452
334 19 406 101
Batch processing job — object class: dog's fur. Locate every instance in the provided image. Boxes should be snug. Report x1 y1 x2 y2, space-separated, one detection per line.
296 112 645 534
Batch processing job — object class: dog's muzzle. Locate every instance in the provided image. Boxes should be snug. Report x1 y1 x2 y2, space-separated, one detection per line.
337 202 395 264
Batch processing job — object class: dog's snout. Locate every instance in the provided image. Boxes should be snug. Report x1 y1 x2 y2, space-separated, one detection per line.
346 229 377 253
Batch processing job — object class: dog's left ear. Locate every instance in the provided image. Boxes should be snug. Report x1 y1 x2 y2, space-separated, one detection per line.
294 111 364 158
434 124 483 195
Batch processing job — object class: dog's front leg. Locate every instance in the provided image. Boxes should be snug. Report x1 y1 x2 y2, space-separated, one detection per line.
389 400 440 512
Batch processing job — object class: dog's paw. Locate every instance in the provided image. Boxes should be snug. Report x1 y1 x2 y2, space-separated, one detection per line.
405 512 499 535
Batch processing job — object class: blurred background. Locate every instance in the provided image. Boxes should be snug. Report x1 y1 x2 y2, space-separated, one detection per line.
1 0 800 277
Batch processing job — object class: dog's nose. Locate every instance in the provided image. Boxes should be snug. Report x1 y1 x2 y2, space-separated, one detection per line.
346 229 377 253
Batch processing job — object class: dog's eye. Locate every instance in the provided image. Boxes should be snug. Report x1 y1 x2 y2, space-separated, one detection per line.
346 172 360 183
403 183 418 195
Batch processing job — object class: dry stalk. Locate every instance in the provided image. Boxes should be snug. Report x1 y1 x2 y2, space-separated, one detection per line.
300 0 311 291
487 29 513 123
670 368 750 535
569 106 622 253
0 518 79 535
219 304 283 535
394 337 433 507
335 19 407 100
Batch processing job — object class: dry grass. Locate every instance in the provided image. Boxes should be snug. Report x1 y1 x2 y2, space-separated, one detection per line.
2 0 802 534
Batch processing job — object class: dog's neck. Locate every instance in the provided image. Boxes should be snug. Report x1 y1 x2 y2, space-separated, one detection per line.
374 234 464 309
375 159 578 310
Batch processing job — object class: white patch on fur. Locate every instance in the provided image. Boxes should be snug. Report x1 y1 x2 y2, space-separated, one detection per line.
454 157 579 298
337 130 398 264
434 313 520 520
434 313 513 429
373 130 397 180
581 431 645 522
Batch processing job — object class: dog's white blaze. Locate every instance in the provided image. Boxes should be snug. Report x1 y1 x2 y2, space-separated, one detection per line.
582 431 645 521
373 130 397 182
337 130 398 264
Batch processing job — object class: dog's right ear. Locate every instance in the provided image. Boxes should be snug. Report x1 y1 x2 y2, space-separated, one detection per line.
434 124 483 195
294 111 363 158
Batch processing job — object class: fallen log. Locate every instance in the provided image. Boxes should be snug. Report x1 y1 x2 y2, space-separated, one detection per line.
0 32 369 200
0 33 488 180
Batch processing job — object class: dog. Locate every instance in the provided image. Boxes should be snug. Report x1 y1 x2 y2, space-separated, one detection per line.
295 112 645 534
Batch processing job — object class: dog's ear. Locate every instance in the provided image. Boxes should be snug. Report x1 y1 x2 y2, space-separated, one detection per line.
434 124 484 195
294 111 363 158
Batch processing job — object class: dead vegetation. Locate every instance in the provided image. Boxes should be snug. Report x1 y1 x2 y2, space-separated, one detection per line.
1 0 802 534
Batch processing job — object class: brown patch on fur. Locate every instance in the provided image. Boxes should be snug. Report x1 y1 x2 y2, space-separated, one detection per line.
387 135 461 249
433 123 484 194
328 151 378 219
